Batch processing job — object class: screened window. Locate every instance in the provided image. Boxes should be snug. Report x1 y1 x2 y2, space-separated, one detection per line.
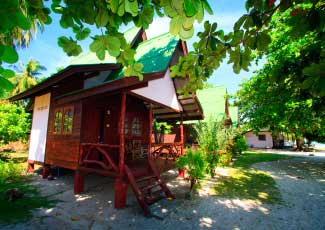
258 134 266 141
124 116 129 135
53 106 74 134
63 107 73 133
54 110 62 133
132 117 141 136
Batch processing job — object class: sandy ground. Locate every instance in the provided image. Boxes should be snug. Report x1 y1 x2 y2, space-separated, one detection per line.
2 151 325 230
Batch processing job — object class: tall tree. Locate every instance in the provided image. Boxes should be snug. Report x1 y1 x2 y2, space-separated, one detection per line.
235 7 325 147
11 59 46 95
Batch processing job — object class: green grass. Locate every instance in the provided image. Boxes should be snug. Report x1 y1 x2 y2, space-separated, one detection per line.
233 151 293 169
0 153 54 224
214 151 293 204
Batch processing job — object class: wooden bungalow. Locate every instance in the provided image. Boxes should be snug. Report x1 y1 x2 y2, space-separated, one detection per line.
10 28 204 215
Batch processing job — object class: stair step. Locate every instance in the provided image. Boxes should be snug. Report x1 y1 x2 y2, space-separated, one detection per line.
139 182 161 191
145 189 165 204
136 175 156 183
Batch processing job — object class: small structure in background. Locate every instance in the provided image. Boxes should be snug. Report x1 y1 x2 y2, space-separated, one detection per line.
244 130 274 149
183 86 239 145
9 28 204 215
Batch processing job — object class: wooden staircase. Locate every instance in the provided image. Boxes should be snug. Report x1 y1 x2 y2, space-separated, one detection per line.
124 160 175 216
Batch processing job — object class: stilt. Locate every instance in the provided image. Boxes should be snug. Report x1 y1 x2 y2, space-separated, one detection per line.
179 113 185 178
115 92 127 209
42 164 50 179
74 170 84 194
114 178 127 208
27 160 34 173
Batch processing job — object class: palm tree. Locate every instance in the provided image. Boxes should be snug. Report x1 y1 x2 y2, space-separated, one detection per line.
11 59 46 95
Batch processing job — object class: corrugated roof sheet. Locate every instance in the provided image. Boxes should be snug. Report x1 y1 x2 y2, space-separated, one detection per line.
71 30 178 75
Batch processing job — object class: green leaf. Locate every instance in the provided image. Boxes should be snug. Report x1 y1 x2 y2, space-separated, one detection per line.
58 36 82 56
111 0 119 13
1 69 15 78
60 13 74 28
196 2 204 23
0 45 18 64
0 76 14 90
124 63 144 80
125 0 138 17
170 15 182 35
180 26 194 40
16 12 31 30
95 9 109 27
256 32 271 51
76 28 91 40
117 1 125 16
184 0 198 17
202 0 213 15
107 36 121 57
234 15 246 31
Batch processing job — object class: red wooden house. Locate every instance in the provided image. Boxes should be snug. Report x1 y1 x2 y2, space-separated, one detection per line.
10 28 203 215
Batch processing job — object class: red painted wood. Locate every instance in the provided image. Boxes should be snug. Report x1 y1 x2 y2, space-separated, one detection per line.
179 115 185 178
74 170 84 194
119 93 126 177
27 160 34 173
114 178 127 209
148 104 152 160
42 165 50 179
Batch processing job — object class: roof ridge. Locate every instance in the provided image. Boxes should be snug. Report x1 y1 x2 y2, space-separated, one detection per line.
138 32 176 46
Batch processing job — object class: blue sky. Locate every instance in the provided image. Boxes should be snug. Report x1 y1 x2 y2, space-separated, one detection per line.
17 0 260 95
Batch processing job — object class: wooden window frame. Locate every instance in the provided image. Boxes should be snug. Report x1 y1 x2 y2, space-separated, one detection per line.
53 108 63 134
131 117 142 136
258 134 266 141
62 106 74 134
53 105 74 135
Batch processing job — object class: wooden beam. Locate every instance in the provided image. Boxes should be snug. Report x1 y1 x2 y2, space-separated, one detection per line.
148 104 152 160
9 63 121 101
119 93 126 178
55 72 164 105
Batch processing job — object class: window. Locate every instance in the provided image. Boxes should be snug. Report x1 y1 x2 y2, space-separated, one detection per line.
63 107 73 133
124 116 129 135
54 110 62 133
53 106 74 134
132 117 141 136
258 134 266 141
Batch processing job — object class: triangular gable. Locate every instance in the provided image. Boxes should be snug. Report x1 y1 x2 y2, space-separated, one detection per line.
132 69 182 111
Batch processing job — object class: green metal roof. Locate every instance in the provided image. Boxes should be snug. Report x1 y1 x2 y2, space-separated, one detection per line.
196 86 227 121
70 30 179 75
186 86 238 125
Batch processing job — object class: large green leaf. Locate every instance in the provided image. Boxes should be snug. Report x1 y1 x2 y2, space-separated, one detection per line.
184 0 198 17
16 12 31 30
58 36 82 56
170 15 182 35
0 76 14 90
124 63 144 80
256 32 271 51
125 0 138 17
0 45 18 64
107 36 121 57
95 9 109 27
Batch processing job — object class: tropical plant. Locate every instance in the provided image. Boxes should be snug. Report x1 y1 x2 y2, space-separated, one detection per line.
1 1 322 95
0 101 31 144
177 147 207 194
11 59 46 96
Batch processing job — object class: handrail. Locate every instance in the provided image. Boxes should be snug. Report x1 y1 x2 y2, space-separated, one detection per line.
81 143 120 148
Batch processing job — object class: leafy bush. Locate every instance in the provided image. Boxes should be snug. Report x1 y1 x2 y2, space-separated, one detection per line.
0 101 31 144
232 135 248 155
177 148 207 192
0 160 24 183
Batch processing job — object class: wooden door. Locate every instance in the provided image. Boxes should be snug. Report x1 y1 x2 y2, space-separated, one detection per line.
103 105 120 145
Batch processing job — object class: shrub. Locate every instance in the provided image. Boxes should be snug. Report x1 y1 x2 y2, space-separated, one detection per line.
0 101 31 144
177 147 207 192
0 160 24 182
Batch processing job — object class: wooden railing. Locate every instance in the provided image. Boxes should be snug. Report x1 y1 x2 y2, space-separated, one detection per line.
151 142 183 161
79 143 120 176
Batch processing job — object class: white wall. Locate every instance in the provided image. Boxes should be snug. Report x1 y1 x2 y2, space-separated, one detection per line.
28 93 51 163
245 131 273 149
131 69 182 111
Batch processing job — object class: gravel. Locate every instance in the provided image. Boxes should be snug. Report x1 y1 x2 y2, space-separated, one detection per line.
2 151 325 230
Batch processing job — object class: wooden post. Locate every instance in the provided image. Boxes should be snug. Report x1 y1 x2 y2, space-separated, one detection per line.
115 92 127 209
148 104 152 160
42 164 50 179
74 170 84 194
178 113 185 178
27 160 34 173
